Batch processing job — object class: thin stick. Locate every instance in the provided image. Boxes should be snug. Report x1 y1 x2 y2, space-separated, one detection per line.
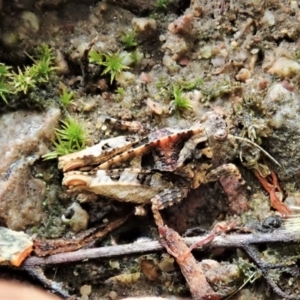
243 244 300 300
228 134 281 167
23 230 300 267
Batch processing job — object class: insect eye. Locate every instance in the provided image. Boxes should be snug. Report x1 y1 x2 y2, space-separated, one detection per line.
102 143 111 150
214 129 227 141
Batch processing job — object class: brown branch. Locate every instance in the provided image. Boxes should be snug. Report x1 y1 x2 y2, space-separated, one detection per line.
243 244 300 300
34 214 130 256
159 226 220 300
23 229 300 267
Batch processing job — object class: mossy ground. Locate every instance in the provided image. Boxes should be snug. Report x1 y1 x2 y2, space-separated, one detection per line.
1 0 300 299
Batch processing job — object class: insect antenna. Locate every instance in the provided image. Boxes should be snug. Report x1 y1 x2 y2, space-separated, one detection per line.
228 134 281 167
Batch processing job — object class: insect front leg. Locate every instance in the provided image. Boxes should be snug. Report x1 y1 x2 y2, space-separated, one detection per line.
151 187 189 226
204 163 244 184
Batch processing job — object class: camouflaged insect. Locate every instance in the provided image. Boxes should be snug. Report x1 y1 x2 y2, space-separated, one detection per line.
59 111 242 226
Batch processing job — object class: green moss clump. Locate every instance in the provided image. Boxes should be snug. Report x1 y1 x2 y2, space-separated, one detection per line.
0 63 13 103
120 31 138 49
59 88 74 107
155 0 172 10
170 85 192 112
0 43 56 105
43 117 89 160
12 66 37 94
89 50 130 84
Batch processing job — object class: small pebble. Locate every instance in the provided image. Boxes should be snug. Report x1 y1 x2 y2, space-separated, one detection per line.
235 68 251 82
80 285 92 296
108 291 118 300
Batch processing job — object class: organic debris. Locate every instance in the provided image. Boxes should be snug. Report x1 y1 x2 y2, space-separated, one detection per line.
3 0 300 299
159 225 220 300
19 218 300 298
0 227 33 267
34 214 130 257
254 171 292 216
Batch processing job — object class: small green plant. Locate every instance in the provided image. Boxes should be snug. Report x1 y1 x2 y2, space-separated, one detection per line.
12 66 37 94
101 51 129 84
10 44 56 95
35 43 55 62
115 87 125 101
130 50 142 65
0 44 56 104
26 44 56 82
201 81 232 102
120 31 138 49
88 50 103 64
116 87 125 96
0 63 11 77
155 0 171 10
31 56 56 82
155 76 168 90
59 88 74 107
228 258 262 298
89 50 129 84
170 85 192 111
149 12 159 19
175 78 204 91
0 63 13 103
43 117 88 160
0 80 12 103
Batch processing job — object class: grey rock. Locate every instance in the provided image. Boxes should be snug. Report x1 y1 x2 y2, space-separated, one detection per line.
0 108 60 230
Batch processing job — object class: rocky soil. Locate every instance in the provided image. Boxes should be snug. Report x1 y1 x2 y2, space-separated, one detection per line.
1 0 300 299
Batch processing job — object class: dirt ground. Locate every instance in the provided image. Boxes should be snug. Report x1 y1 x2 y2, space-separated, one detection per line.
2 0 300 299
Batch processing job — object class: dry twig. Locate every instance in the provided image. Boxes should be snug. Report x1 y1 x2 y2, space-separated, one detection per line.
159 225 220 300
24 229 300 267
34 214 130 256
20 228 300 299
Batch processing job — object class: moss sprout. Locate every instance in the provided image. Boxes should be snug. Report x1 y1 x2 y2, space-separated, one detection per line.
12 66 37 94
0 63 13 103
201 81 232 102
0 44 56 101
130 50 142 65
155 0 172 10
0 63 11 77
101 51 130 84
59 88 74 107
35 43 55 62
43 117 89 160
155 76 168 90
31 56 56 82
234 258 262 295
88 50 103 64
116 87 125 96
120 31 138 49
0 81 12 103
26 44 56 82
170 85 192 112
175 77 203 91
89 50 130 84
